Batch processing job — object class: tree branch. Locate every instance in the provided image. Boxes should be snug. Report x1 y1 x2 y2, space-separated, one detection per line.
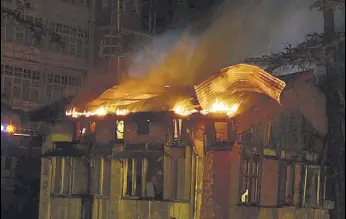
244 32 345 72
311 0 345 10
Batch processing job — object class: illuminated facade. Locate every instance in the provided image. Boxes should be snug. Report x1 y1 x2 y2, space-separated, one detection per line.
38 71 333 219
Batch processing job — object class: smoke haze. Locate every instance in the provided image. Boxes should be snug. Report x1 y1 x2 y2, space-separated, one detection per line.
73 0 339 134
128 0 328 85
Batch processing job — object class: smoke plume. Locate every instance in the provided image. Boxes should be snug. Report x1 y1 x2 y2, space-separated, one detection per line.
73 0 330 134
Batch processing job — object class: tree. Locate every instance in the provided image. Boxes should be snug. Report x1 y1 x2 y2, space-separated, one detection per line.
245 1 345 219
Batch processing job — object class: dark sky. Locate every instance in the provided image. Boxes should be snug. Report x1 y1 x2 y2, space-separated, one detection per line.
154 0 223 33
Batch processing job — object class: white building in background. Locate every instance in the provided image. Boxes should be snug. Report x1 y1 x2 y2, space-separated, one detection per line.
1 0 91 111
1 0 155 111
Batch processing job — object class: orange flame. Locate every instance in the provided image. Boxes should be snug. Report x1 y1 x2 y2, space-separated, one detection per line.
210 100 240 116
6 124 16 133
66 106 130 118
66 106 107 118
173 99 240 117
116 108 130 116
173 105 198 117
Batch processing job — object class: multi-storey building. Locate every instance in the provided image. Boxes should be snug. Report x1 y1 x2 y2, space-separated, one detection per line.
2 1 157 218
1 0 156 111
38 66 333 219
1 0 92 111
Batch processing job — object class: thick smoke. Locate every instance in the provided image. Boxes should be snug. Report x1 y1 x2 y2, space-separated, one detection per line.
127 0 326 86
74 0 333 134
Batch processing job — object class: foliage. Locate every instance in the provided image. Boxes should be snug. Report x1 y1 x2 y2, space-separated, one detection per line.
311 0 345 10
245 32 345 72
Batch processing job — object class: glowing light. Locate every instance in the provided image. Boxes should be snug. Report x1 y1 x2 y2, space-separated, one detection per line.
66 106 107 118
116 108 129 116
6 124 15 133
81 128 86 135
198 100 240 117
1 125 4 131
210 100 240 116
173 104 198 117
13 133 31 137
66 106 130 118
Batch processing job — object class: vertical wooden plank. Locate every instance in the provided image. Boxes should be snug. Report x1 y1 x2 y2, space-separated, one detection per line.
142 158 147 197
294 163 302 206
163 146 171 200
100 158 104 194
122 159 128 196
177 157 185 200
109 160 122 218
260 159 279 206
184 146 192 200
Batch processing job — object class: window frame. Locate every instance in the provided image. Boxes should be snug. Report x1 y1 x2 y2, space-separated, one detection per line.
122 149 164 200
278 161 296 206
121 143 192 202
205 119 235 151
238 154 261 206
301 164 325 208
135 119 150 135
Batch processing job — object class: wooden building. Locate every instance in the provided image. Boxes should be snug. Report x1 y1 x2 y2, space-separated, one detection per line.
38 69 333 219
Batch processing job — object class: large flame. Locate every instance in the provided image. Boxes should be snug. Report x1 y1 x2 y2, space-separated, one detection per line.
66 106 107 118
173 104 198 117
65 106 129 118
173 99 240 117
209 99 240 116
115 108 130 116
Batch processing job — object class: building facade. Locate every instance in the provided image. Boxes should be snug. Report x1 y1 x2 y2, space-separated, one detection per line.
1 0 155 111
38 71 333 219
1 0 91 111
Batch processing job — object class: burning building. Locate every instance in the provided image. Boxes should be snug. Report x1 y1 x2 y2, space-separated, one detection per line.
38 64 332 219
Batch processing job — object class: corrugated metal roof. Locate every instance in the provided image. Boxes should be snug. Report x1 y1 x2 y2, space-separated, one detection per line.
194 64 286 111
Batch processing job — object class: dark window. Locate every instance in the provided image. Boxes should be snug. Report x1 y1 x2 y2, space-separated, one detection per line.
136 120 150 135
4 156 12 169
302 165 324 207
279 163 295 205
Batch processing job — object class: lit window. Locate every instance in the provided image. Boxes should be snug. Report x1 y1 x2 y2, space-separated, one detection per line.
214 121 229 142
173 118 182 140
116 120 124 140
239 156 260 205
122 143 191 201
90 121 96 133
123 156 164 199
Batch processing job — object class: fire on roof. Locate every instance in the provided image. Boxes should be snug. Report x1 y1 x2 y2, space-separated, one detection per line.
66 64 286 118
